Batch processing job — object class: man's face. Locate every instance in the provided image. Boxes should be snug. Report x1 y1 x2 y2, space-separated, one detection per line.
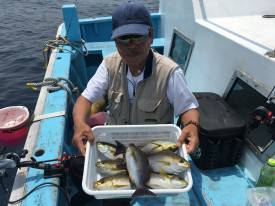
115 31 153 68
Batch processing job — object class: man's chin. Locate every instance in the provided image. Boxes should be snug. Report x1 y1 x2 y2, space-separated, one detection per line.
124 58 140 66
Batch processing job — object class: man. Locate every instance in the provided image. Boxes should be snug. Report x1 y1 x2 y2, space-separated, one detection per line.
72 2 199 156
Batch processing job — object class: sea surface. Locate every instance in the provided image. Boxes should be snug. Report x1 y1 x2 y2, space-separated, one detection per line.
0 0 159 205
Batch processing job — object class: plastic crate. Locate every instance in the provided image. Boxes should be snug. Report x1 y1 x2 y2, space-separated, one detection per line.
82 124 193 199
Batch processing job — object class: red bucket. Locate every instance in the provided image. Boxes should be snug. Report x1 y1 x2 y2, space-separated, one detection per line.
0 106 30 146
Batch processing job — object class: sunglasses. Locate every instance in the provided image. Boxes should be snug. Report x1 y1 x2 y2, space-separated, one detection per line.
115 35 147 45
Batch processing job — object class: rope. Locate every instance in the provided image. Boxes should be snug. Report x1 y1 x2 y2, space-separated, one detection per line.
26 77 80 105
43 36 88 69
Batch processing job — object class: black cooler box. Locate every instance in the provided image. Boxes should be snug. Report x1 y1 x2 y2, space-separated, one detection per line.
192 92 246 170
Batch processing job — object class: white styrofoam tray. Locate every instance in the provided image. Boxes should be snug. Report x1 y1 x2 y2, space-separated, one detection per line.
82 124 193 199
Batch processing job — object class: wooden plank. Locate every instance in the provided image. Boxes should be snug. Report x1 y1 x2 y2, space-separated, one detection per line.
85 41 115 54
18 46 72 206
84 38 164 57
9 50 58 206
62 4 81 42
152 38 164 48
102 47 117 57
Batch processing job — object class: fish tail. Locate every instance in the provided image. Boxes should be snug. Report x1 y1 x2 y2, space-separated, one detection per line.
115 140 126 155
131 189 163 206
132 188 156 198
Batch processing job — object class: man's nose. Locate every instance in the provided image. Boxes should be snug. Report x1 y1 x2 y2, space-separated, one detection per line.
126 40 137 48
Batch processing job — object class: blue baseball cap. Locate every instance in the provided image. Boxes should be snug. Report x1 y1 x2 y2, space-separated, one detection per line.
111 2 152 39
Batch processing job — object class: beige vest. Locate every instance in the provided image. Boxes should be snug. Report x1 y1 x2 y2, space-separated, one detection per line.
105 50 178 125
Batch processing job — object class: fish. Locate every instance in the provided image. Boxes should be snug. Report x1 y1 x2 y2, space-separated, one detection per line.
141 140 178 154
96 140 126 160
147 173 188 189
125 143 155 197
148 150 190 175
91 98 106 114
96 159 127 175
93 172 131 190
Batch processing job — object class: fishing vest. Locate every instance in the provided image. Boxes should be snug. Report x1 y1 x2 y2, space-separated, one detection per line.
105 49 178 125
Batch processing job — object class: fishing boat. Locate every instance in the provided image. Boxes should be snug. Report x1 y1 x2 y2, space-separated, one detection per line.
7 0 275 205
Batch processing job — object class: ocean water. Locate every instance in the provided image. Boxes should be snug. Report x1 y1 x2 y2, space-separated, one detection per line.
0 0 159 110
0 0 159 205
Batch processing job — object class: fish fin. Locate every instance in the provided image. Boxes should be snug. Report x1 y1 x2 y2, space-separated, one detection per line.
116 161 127 169
159 169 166 177
122 153 126 160
115 140 126 155
132 188 156 198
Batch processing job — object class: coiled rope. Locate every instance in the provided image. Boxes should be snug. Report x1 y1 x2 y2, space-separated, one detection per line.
43 36 88 69
26 77 79 104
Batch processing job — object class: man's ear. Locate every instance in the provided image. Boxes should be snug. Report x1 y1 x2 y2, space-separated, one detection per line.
148 27 153 37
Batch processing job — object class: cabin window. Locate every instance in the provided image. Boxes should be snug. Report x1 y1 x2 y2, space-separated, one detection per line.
168 28 194 74
224 76 275 153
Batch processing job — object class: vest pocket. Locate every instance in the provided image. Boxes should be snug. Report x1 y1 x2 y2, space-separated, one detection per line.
138 99 162 112
137 99 162 123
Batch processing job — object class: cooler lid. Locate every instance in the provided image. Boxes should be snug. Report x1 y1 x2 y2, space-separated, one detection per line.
195 92 246 137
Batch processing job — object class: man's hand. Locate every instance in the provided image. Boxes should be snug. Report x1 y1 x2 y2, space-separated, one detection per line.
72 95 94 156
72 122 95 156
176 108 200 154
177 124 199 154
